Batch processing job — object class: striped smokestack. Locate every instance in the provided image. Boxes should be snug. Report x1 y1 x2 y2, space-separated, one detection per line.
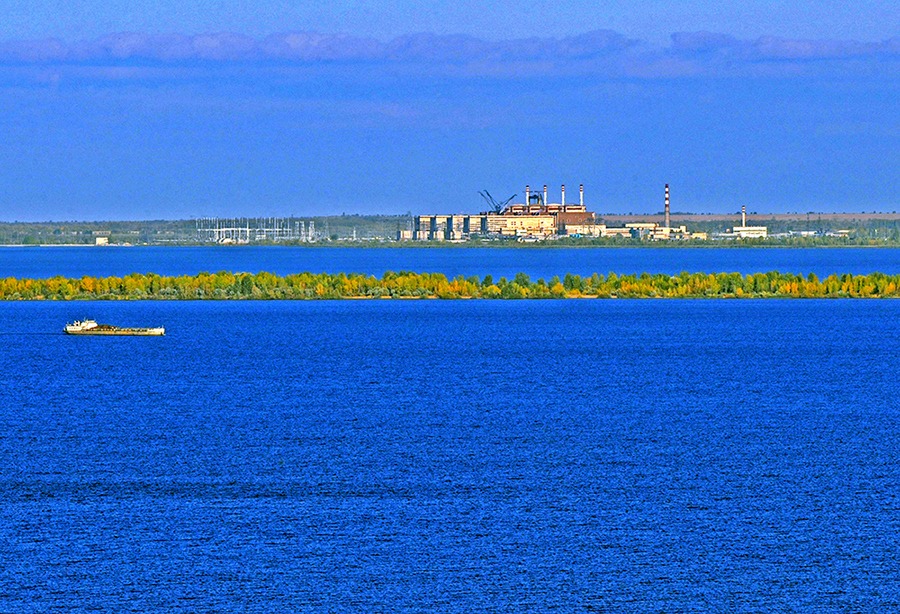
525 185 530 208
664 184 670 229
580 184 584 207
561 184 566 207
742 205 747 227
543 185 548 207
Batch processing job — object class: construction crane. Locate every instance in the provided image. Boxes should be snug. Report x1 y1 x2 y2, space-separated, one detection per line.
478 190 516 214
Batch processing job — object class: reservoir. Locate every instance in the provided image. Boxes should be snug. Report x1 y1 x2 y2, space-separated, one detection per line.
4 245 900 279
2 298 899 610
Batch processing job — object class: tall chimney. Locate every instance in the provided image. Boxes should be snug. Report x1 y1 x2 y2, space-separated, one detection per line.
525 184 530 208
664 184 670 229
543 185 548 207
561 184 566 208
741 205 747 227
580 184 584 207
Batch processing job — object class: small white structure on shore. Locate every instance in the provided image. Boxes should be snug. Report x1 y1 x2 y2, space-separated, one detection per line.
732 206 768 239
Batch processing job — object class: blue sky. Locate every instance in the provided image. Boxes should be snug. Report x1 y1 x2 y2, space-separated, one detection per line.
4 0 898 43
0 1 897 220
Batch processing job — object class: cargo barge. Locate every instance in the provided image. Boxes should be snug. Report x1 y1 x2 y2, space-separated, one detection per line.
64 319 165 336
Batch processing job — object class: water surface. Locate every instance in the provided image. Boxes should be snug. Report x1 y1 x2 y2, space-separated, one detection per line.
2 299 899 611
3 245 900 279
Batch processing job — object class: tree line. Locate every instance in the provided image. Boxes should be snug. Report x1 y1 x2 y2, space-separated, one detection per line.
3 270 900 299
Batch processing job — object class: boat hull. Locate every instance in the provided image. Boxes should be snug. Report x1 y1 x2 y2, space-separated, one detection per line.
65 328 165 336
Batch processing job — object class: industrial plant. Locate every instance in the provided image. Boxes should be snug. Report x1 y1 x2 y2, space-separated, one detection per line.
403 184 709 242
189 185 768 244
726 206 769 239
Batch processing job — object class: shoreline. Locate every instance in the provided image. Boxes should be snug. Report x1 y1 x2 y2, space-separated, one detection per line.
1 241 900 250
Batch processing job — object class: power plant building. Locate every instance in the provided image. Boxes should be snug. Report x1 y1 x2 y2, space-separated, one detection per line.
414 184 596 240
410 183 707 242
731 206 768 239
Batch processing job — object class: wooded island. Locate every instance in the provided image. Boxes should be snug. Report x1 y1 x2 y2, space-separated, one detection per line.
2 270 899 299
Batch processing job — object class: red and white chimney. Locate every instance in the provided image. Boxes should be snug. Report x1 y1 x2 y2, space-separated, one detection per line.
665 184 670 228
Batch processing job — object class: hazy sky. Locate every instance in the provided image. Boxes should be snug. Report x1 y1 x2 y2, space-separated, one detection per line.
3 0 898 43
0 1 897 219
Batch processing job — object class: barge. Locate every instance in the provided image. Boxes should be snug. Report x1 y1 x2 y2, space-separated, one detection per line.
65 319 165 336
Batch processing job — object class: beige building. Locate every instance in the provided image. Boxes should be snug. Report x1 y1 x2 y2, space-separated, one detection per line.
561 223 604 238
413 213 556 239
732 226 768 239
599 227 632 238
411 183 595 240
406 183 705 242
618 222 704 241
731 206 768 238
487 215 555 237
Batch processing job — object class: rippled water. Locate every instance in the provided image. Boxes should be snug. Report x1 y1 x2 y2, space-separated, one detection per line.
2 299 900 610
4 245 900 279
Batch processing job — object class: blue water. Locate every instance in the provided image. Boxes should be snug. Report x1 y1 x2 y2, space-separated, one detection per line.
4 245 900 279
3 299 900 611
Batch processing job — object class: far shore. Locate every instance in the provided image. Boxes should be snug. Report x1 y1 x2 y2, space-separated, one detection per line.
1 241 899 249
